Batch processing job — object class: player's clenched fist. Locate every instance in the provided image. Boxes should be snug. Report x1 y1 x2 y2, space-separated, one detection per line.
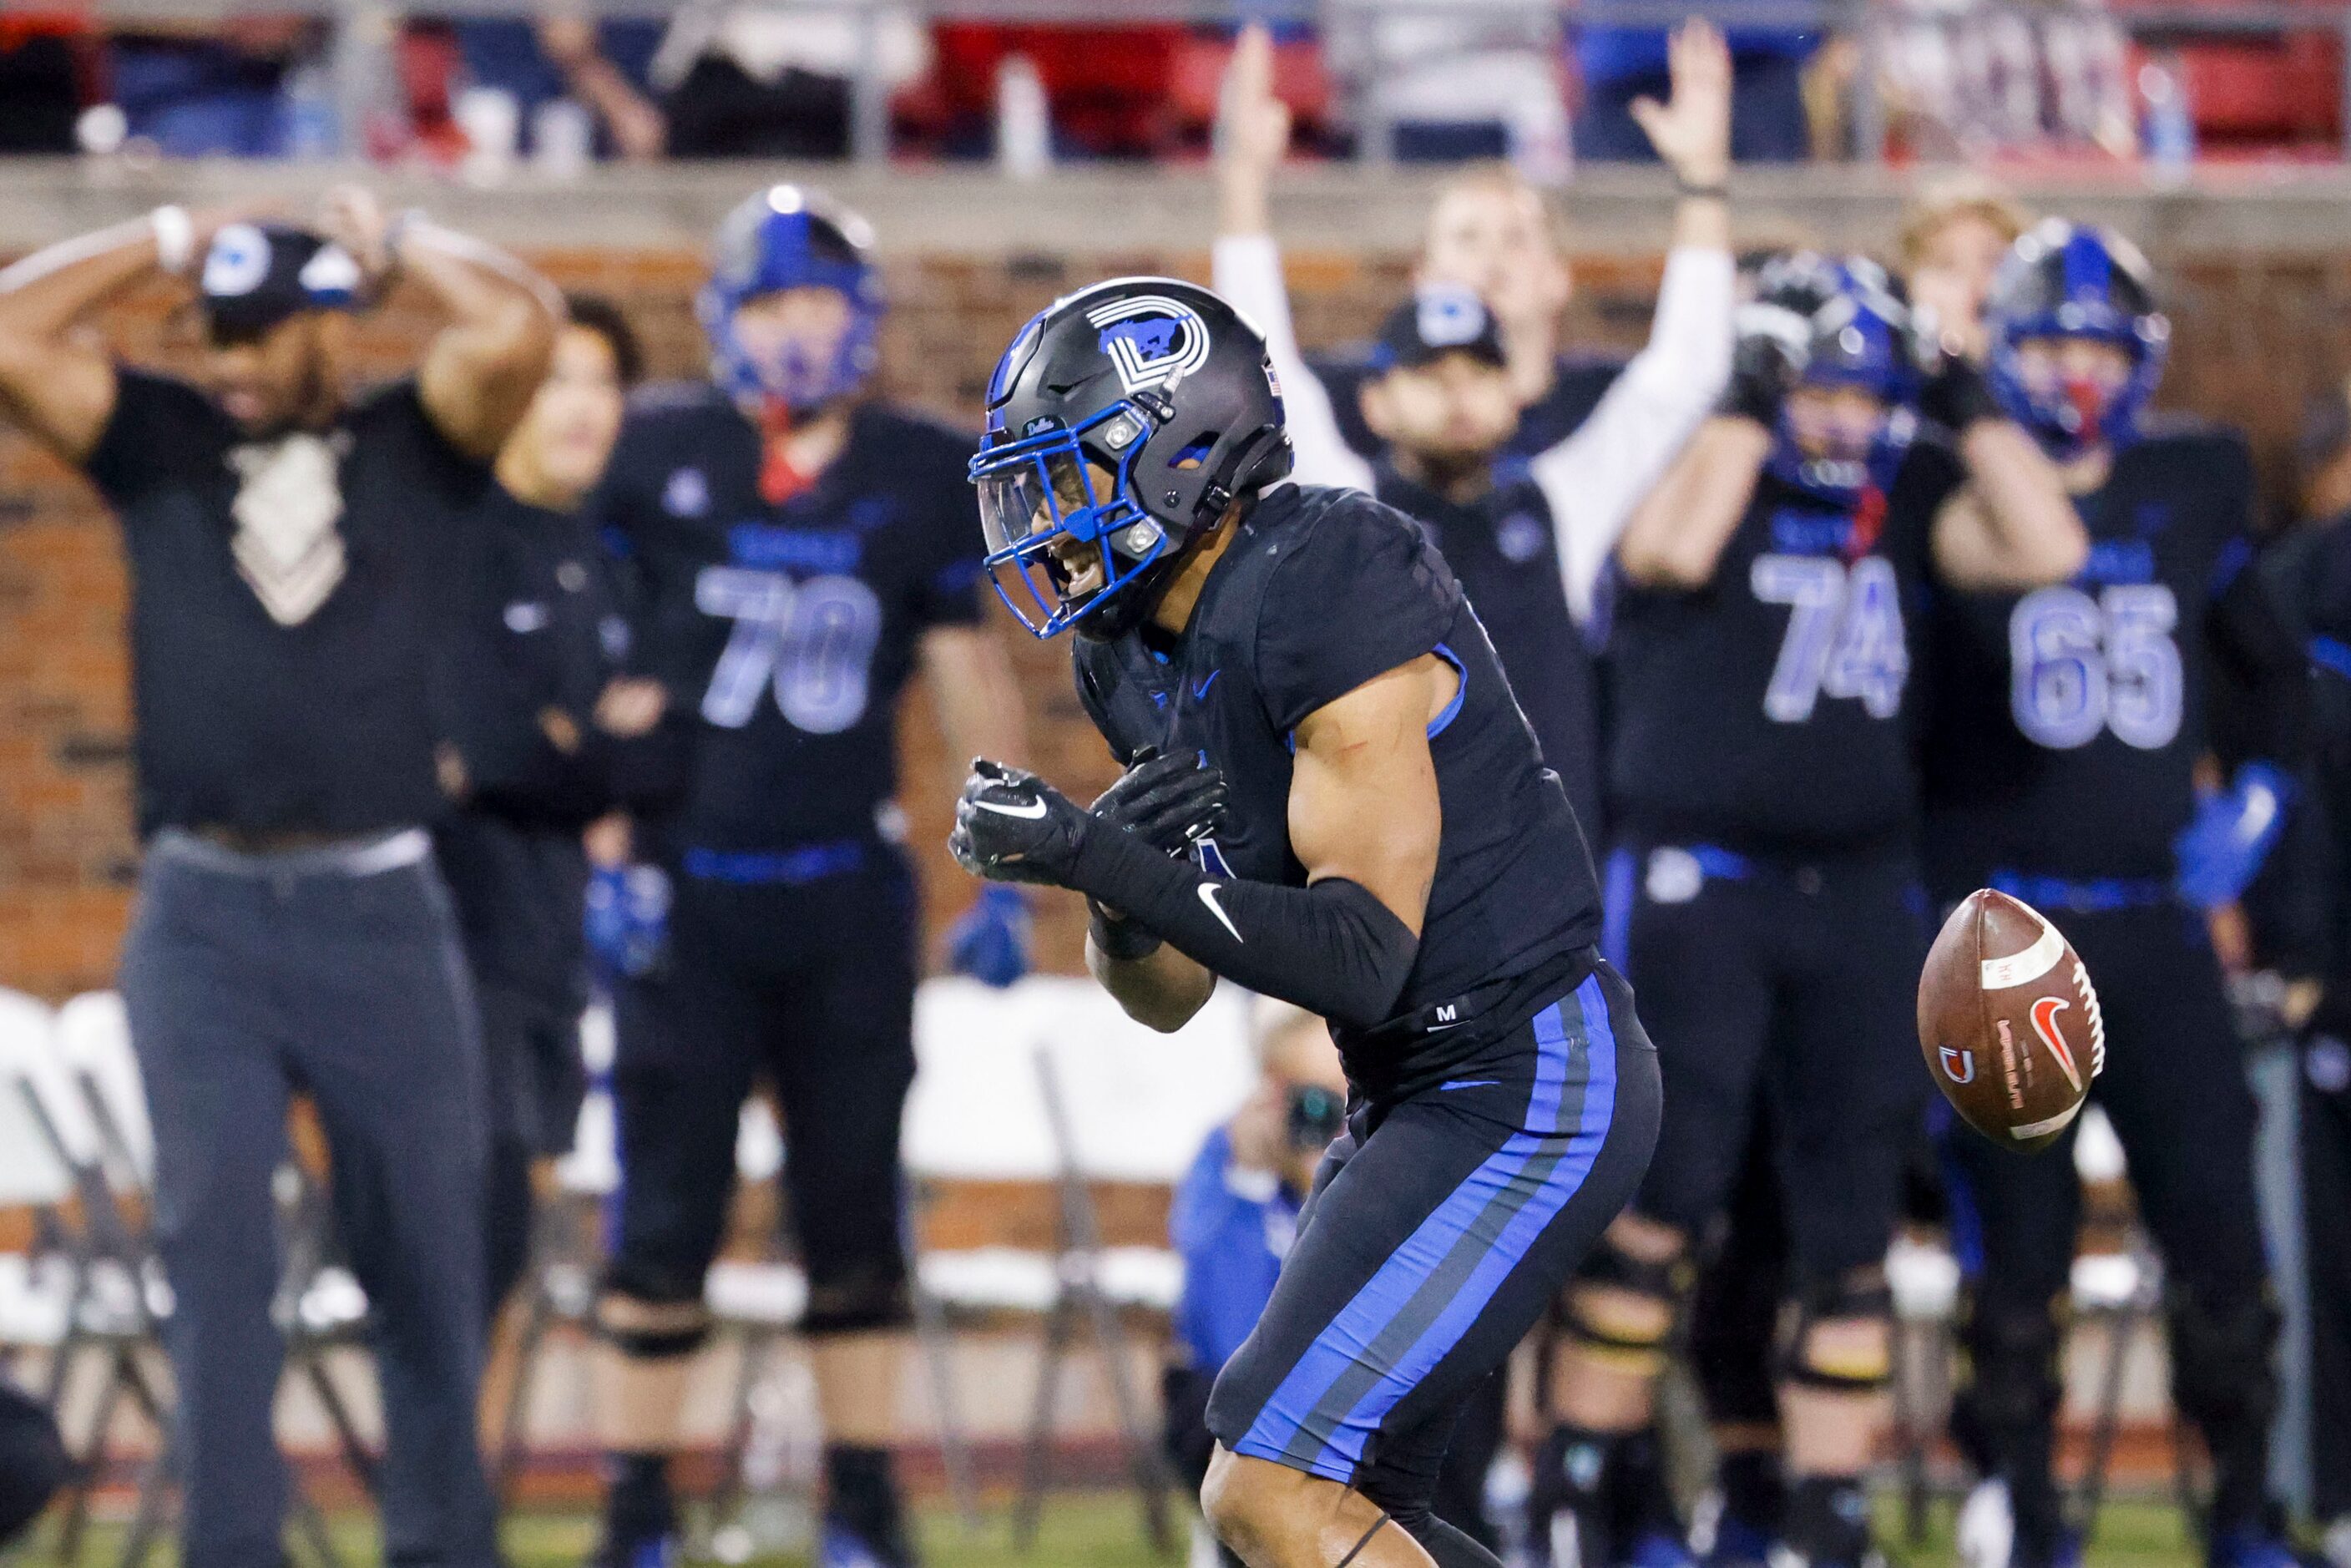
1089 746 1228 854
950 760 1092 884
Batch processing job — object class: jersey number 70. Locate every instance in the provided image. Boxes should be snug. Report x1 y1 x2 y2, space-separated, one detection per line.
695 565 882 734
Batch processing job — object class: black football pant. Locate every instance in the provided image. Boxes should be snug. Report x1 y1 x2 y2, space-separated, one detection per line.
120 830 498 1568
607 856 918 1333
1605 842 1929 1286
1944 898 2273 1550
1210 962 1661 1550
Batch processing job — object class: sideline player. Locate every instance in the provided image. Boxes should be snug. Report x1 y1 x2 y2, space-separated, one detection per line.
581 186 1030 1568
0 190 557 1568
1928 221 2305 1568
1541 254 2081 1568
956 277 1661 1568
432 295 680 1323
1212 19 1731 840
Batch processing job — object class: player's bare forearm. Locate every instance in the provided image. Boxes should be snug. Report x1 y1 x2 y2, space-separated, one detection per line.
1933 420 2087 589
0 216 169 462
1086 934 1216 1032
1615 416 1771 589
923 625 1029 789
367 202 560 460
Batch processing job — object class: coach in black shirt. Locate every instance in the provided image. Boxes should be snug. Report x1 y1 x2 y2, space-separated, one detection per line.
0 188 555 1568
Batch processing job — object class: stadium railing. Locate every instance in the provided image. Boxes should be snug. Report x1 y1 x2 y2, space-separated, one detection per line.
50 0 2351 167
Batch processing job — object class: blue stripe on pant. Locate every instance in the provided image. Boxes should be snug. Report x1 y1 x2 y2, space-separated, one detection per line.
1228 969 1638 1482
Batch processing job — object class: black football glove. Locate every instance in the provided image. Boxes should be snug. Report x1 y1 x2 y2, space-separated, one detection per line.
950 759 1092 888
1915 347 2001 434
1089 746 1230 854
1721 311 1807 427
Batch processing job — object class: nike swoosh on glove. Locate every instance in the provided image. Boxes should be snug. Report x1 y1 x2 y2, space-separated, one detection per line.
949 758 1092 887
1090 746 1230 853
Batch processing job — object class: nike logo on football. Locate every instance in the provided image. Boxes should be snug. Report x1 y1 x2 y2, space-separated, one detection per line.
2029 995 2083 1093
1197 882 1242 942
975 797 1049 820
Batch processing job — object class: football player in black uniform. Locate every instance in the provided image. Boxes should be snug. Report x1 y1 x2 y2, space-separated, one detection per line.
1539 255 2081 1568
432 295 680 1325
954 278 1662 1568
583 188 1030 1568
1927 221 2304 1568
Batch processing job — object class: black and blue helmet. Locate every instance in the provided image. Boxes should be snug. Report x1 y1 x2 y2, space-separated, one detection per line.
1986 219 2169 459
1744 251 1918 504
697 185 883 413
970 276 1292 640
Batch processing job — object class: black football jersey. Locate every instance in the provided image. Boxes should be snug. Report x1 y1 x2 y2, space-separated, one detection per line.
591 388 984 858
1605 444 1960 852
1073 484 1602 1072
1378 461 1604 841
1922 423 2260 886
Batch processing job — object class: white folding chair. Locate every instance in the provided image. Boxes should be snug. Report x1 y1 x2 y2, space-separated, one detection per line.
906 975 1253 1552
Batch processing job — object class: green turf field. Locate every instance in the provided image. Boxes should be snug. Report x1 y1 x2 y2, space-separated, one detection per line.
38 1490 2214 1567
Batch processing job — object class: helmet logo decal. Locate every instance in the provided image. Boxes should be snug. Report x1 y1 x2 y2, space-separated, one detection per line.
1086 295 1211 394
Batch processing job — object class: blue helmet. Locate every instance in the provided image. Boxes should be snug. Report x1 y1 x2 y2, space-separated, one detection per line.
1746 252 1918 504
696 185 883 413
1985 219 2169 459
969 276 1291 640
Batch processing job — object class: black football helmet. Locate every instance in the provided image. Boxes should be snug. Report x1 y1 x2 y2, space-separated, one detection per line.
969 277 1292 640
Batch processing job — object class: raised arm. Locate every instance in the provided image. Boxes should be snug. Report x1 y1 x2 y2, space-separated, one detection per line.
0 208 220 463
1527 20 1737 620
1613 415 1772 589
1209 25 1374 495
320 186 560 462
1926 363 2088 589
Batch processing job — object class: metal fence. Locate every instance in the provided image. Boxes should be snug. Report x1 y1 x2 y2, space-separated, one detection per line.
53 0 2351 165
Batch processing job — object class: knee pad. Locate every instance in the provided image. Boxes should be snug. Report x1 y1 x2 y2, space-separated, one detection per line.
1777 1267 1894 1393
597 1262 713 1360
801 1257 913 1338
2164 1284 2279 1434
1962 1296 2064 1431
1557 1234 1693 1376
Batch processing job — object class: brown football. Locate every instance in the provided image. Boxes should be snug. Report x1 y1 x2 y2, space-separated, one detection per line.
1918 888 2106 1154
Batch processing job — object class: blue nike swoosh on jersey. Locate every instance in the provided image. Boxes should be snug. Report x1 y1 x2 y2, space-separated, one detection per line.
1194 670 1220 701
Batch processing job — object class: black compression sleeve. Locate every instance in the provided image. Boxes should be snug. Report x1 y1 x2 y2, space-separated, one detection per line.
1066 820 1418 1030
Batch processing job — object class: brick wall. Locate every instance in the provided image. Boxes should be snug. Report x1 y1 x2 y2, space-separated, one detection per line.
1 242 2346 999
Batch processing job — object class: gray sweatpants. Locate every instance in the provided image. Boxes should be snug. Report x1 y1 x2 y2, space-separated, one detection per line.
120 829 498 1568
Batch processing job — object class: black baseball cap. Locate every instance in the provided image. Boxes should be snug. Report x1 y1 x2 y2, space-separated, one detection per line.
1367 283 1508 374
199 222 363 339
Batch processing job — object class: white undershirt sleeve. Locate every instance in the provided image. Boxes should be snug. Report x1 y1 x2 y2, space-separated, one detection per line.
1529 245 1737 623
1211 233 1377 496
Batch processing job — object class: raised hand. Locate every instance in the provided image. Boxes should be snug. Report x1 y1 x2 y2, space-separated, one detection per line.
1216 24 1293 236
1631 19 1733 190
